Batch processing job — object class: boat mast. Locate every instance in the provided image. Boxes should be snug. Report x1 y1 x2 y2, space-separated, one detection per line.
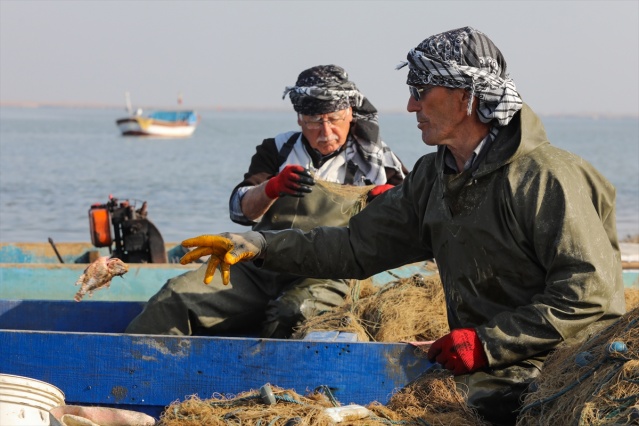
124 91 133 115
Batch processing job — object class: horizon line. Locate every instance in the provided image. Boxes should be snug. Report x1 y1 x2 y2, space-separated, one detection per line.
1 100 638 119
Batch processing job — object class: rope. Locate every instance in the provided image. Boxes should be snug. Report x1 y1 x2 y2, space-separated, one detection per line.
205 393 262 407
170 385 313 422
275 394 306 405
223 408 243 420
267 416 282 425
591 361 625 396
519 354 616 415
604 396 639 419
313 385 340 407
350 279 362 307
196 390 309 409
520 323 636 417
366 415 409 425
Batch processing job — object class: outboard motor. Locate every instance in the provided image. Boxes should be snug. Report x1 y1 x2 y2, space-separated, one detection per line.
88 195 167 263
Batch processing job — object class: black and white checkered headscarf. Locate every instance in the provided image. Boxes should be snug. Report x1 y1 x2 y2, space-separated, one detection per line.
283 65 380 143
397 27 522 126
283 65 364 115
283 65 402 184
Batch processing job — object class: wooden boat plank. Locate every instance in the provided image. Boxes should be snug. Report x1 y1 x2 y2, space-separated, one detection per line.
0 242 105 264
626 271 639 288
0 330 430 418
0 242 185 264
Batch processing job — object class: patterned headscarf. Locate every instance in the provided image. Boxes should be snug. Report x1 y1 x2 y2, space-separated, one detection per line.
397 27 522 126
283 65 365 115
283 65 399 184
283 64 381 144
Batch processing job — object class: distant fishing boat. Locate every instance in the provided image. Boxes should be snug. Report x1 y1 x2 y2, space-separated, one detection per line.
115 92 199 138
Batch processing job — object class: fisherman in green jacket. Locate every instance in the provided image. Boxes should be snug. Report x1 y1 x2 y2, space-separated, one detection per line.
177 27 625 425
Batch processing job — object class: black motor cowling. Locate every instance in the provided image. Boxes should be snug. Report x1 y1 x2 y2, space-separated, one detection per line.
89 195 167 263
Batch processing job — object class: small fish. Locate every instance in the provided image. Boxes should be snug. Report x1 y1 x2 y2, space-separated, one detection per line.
74 256 129 302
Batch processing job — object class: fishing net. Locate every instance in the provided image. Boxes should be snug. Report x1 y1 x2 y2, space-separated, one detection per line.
516 306 639 425
159 380 487 426
356 273 448 342
625 287 639 311
292 272 449 342
385 370 489 426
159 385 336 426
314 178 373 216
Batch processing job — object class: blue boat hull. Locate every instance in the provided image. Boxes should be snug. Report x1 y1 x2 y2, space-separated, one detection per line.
0 243 436 419
0 303 430 419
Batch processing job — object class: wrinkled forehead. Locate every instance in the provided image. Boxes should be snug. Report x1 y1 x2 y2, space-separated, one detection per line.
299 107 350 119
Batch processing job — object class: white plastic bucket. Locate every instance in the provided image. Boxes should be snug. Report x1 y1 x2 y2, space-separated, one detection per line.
0 374 65 425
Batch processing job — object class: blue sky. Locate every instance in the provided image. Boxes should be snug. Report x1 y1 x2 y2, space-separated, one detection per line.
1 0 637 116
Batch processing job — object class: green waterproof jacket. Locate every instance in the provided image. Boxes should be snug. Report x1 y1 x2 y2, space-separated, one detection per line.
261 104 626 368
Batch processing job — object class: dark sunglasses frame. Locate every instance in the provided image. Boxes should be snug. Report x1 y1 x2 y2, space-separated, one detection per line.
409 85 436 101
409 85 425 101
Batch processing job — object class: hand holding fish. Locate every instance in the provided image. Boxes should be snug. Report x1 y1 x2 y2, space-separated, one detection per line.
74 256 129 302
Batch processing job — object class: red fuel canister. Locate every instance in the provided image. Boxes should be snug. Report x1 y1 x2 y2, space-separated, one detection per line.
89 206 112 247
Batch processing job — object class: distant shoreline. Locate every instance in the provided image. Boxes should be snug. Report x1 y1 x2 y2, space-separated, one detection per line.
1 101 638 119
0 101 288 113
622 234 639 244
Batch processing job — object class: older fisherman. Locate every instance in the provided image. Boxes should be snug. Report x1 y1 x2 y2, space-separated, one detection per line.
126 64 408 338
177 28 625 424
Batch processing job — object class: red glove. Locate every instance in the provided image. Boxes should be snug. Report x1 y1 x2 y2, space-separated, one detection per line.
366 184 394 202
264 165 315 199
427 328 488 375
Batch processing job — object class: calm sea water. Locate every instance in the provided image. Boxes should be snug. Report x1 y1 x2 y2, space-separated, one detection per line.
1 106 637 243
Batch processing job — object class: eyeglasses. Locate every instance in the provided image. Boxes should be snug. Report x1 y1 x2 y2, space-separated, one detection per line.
409 85 433 101
300 109 348 130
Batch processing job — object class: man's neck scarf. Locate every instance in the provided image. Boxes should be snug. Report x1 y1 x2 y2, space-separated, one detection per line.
397 27 522 127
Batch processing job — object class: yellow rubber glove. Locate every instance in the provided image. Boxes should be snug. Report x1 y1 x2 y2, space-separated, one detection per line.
180 231 266 285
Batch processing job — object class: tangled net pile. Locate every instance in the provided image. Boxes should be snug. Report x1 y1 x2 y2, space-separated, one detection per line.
516 306 639 425
293 272 448 342
160 386 338 426
626 287 639 311
159 378 487 426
